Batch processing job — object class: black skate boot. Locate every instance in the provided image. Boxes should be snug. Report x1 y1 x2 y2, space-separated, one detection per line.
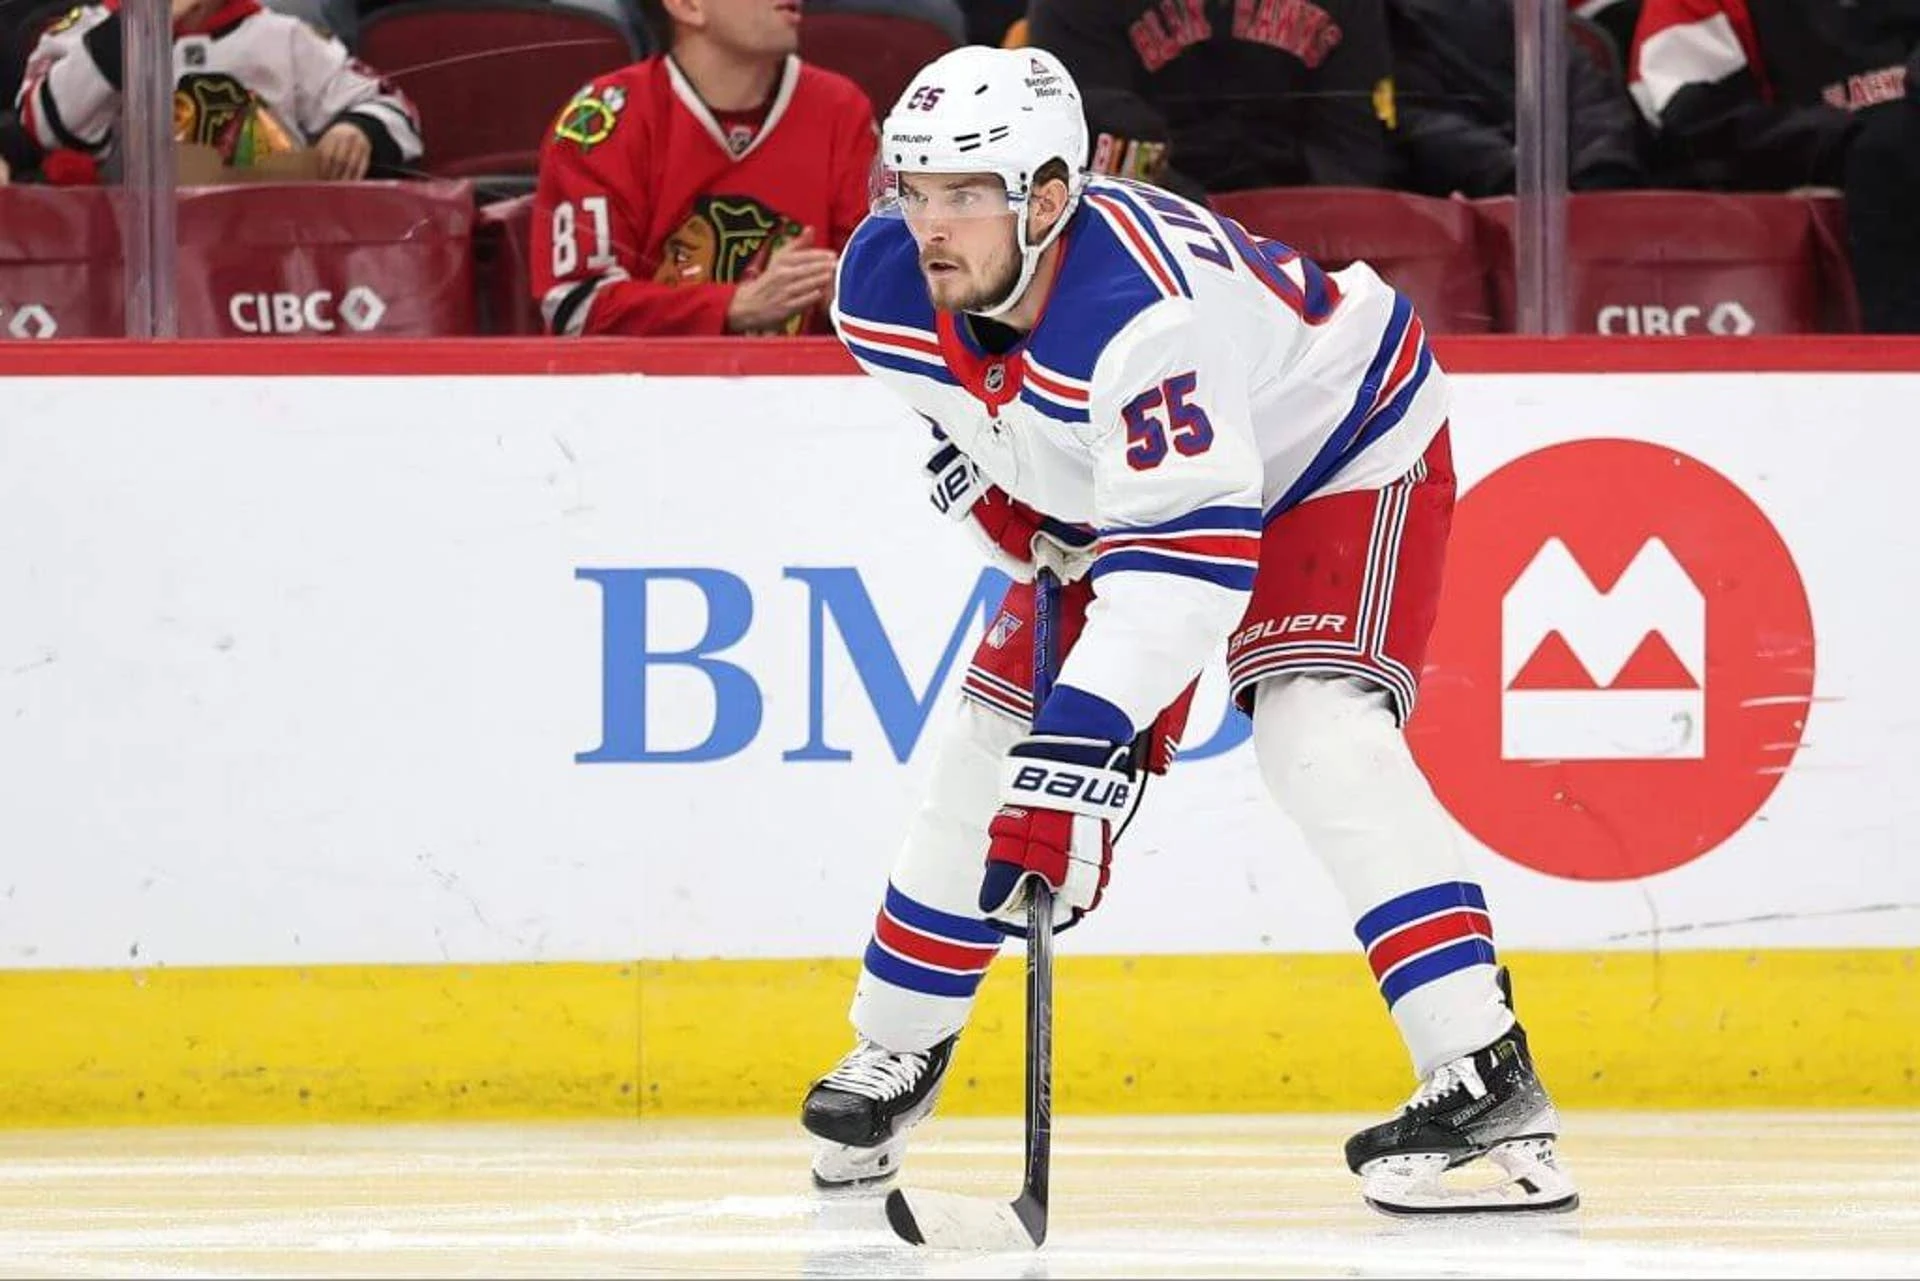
1346 971 1578 1215
801 1034 956 1189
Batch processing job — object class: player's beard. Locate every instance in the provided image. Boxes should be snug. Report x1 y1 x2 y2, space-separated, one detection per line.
924 242 1022 314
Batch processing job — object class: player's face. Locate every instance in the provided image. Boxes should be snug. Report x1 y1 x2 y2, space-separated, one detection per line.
898 173 1022 313
696 0 800 58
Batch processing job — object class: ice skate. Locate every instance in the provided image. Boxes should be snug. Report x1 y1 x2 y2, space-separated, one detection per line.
802 1035 956 1190
1346 978 1578 1215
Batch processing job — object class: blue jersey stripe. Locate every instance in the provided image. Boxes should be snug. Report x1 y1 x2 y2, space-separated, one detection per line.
1091 549 1258 591
1353 880 1490 947
884 882 1003 945
1379 939 1498 1006
1265 294 1414 522
1335 345 1433 476
1019 387 1091 422
1101 505 1264 538
863 941 986 998
1094 182 1192 298
848 343 959 386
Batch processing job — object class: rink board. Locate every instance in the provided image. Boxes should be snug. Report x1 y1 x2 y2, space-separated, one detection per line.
0 949 1913 1125
0 338 1916 1122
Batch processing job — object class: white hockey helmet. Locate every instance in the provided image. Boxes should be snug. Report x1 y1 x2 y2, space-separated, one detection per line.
873 45 1089 318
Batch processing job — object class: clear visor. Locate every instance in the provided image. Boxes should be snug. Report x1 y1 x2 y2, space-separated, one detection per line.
868 158 1023 222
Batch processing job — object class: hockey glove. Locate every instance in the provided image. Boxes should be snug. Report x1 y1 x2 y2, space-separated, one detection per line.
979 734 1137 935
925 440 1095 584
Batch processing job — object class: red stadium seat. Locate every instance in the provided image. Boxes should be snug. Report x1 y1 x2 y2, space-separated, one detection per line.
1207 187 1495 333
357 0 641 184
798 11 954 118
1805 193 1863 334
174 180 477 336
1476 192 1832 335
475 193 544 335
0 186 126 338
0 182 477 338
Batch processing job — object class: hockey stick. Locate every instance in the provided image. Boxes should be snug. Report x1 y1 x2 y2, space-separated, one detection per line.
883 568 1059 1251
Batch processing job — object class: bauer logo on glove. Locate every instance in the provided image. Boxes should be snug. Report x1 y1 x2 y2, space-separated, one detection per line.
1006 761 1133 811
979 733 1139 934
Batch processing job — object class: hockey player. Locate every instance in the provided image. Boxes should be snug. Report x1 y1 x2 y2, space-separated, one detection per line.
16 0 421 180
801 44 1579 1216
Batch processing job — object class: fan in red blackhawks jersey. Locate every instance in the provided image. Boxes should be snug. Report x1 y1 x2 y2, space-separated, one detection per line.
797 45 1579 1218
531 0 877 337
1629 0 1920 330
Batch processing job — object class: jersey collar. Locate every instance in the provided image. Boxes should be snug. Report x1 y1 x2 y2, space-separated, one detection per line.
666 54 800 162
932 221 1077 417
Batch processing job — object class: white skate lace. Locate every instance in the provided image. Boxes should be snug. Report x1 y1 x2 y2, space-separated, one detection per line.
1404 1057 1487 1113
820 1042 930 1102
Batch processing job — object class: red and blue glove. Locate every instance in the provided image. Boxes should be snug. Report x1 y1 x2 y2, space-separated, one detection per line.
924 438 1095 584
979 733 1138 935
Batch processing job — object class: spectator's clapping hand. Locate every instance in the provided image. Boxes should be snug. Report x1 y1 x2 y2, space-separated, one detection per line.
0 155 10 186
315 123 372 181
726 226 838 334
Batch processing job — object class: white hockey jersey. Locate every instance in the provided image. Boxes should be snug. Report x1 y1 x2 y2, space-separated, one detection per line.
16 0 422 169
830 176 1448 739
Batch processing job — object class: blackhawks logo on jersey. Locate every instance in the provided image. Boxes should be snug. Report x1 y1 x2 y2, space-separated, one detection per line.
554 83 627 152
653 195 809 332
173 73 299 167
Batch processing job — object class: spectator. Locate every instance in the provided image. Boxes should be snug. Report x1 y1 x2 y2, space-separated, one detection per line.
13 0 421 181
1027 0 1399 198
1389 0 1645 197
531 0 875 336
1630 0 1919 330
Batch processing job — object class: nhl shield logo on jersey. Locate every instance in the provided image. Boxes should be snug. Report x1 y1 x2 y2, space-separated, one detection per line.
554 83 626 152
983 362 1007 394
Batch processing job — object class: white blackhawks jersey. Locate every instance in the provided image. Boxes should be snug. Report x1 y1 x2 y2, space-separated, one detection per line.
830 175 1448 737
17 0 422 166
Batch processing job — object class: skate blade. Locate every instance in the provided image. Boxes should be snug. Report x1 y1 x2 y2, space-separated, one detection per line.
1360 1136 1579 1217
809 1136 904 1193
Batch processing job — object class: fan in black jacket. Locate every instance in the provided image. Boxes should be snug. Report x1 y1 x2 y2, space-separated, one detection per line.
1630 0 1920 330
1388 0 1646 197
1027 0 1399 198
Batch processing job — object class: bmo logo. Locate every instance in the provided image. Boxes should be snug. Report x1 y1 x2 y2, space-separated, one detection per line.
1409 440 1815 881
228 286 388 334
1595 301 1756 336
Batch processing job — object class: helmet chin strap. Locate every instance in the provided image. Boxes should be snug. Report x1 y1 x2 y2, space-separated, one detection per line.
968 192 1076 321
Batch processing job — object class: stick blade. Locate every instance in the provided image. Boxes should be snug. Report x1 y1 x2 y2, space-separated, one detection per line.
884 1187 1041 1251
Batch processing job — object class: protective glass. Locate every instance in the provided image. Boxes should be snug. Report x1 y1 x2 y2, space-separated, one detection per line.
868 158 1020 223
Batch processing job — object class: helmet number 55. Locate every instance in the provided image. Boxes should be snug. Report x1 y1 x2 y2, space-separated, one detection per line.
1123 372 1213 471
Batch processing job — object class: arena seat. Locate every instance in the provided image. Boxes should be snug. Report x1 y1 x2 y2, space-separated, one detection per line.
475 194 544 336
1208 187 1496 333
1475 192 1831 335
797 11 955 117
357 0 642 188
168 180 477 337
0 187 126 338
